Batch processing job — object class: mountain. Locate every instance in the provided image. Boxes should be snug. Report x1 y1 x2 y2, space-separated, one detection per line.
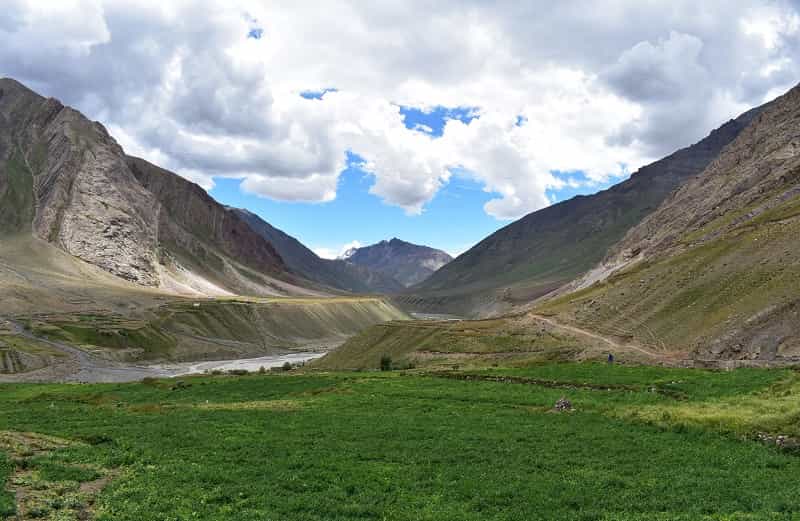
404 103 767 317
539 83 800 363
0 77 321 298
232 208 405 294
0 78 412 374
342 238 452 287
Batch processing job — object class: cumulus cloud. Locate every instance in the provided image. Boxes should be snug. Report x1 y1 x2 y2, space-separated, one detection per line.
1 0 799 220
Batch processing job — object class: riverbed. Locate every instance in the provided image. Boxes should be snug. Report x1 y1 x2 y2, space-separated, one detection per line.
154 351 325 376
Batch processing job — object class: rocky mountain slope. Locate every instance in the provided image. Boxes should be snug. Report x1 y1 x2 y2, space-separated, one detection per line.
403 104 766 317
539 83 800 364
0 77 415 376
343 238 452 287
232 208 405 294
0 77 319 298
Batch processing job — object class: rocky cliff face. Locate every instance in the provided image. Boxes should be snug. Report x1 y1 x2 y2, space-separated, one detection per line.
541 84 800 363
1 78 160 285
405 102 765 317
343 238 452 287
0 77 319 297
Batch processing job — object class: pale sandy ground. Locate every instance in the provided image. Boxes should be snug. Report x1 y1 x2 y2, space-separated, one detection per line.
153 352 324 376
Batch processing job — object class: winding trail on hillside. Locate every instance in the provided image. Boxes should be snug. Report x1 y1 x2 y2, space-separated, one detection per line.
7 319 93 366
529 314 683 364
1 318 173 382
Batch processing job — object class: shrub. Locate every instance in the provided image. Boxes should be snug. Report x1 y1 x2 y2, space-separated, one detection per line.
389 358 415 370
380 355 392 371
80 434 114 446
282 362 293 372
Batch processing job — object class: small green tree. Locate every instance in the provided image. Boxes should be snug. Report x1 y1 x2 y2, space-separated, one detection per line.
380 354 392 371
282 361 293 371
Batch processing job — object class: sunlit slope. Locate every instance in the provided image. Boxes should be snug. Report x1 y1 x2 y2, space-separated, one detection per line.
314 313 621 370
0 235 169 315
158 297 411 359
538 84 800 363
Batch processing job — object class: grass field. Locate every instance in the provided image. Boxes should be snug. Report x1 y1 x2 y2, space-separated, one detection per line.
0 454 12 518
1 363 800 520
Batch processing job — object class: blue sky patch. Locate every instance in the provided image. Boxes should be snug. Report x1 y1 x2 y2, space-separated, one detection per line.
546 170 629 203
247 27 264 39
399 105 479 137
300 88 338 100
207 157 634 257
209 154 499 257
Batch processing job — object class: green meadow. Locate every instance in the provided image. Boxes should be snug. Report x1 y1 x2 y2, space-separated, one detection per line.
1 363 800 520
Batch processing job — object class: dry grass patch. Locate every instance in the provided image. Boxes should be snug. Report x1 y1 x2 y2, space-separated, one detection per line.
195 399 303 411
618 373 800 439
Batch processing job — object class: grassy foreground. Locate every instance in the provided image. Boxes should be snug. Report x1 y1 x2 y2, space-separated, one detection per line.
1 364 800 520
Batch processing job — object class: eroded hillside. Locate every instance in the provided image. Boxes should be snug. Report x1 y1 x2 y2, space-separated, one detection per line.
539 84 800 363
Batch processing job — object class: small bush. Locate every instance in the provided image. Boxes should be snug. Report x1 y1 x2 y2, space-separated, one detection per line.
380 355 392 371
282 362 293 372
80 434 114 446
392 359 416 370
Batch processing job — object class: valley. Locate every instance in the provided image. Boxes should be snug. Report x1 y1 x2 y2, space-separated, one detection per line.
0 296 408 382
2 20 800 518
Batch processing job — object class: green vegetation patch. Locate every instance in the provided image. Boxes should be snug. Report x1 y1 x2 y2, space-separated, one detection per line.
0 152 34 235
620 371 800 438
30 456 102 483
0 454 14 518
32 314 177 359
1 364 799 519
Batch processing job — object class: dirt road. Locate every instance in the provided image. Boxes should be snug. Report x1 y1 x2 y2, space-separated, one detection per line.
530 314 686 364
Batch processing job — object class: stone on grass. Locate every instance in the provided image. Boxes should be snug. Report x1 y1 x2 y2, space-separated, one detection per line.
554 397 572 412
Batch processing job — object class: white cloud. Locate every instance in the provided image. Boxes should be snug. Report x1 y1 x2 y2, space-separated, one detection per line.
313 240 362 260
2 0 799 220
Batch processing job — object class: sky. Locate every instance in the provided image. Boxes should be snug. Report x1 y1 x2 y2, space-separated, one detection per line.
1 1 799 258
